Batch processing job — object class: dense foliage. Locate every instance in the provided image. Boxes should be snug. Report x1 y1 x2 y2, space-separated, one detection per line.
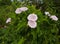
0 0 60 44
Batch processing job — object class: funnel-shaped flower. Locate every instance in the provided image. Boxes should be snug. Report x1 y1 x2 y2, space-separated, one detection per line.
15 8 22 14
6 18 11 23
27 14 38 21
20 7 28 12
50 15 58 21
28 20 37 28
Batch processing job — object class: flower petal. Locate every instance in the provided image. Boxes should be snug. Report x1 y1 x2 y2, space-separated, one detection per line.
6 18 11 23
27 14 38 21
50 15 58 21
28 21 37 28
20 7 28 12
45 11 50 16
15 8 22 14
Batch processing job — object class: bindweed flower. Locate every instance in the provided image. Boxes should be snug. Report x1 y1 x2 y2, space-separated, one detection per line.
20 7 28 12
15 7 28 14
27 14 38 21
28 20 37 28
45 11 50 16
50 15 58 21
15 8 22 14
6 18 11 23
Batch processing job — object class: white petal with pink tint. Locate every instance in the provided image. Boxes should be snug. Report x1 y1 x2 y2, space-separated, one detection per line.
20 7 28 12
15 8 22 14
28 21 37 28
27 14 38 21
50 15 58 21
6 18 11 23
45 11 50 16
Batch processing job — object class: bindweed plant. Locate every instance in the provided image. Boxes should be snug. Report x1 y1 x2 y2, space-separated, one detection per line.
0 1 60 44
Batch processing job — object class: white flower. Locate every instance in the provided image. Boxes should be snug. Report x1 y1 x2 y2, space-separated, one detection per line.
45 12 49 15
27 14 38 21
20 7 28 12
50 15 58 21
15 7 28 14
28 21 37 28
15 8 22 14
45 11 50 16
6 18 11 23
